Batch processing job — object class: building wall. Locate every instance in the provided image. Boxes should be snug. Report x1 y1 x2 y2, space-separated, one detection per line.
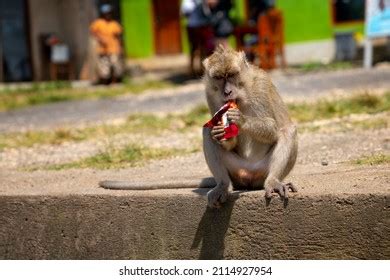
121 0 154 58
120 0 246 57
120 0 334 60
28 0 96 80
28 0 61 80
277 0 333 43
277 0 335 64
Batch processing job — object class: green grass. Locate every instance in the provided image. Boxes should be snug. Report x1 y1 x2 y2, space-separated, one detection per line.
0 80 174 111
0 128 87 150
298 113 389 133
0 105 208 150
2 92 389 151
350 116 389 130
292 61 354 72
0 114 173 150
45 145 193 170
353 153 390 165
288 92 390 123
181 104 210 127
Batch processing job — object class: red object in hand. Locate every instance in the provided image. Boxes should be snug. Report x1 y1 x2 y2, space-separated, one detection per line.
204 101 239 140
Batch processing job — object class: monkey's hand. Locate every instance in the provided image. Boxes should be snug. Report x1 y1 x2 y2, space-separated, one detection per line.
210 124 225 144
227 108 244 128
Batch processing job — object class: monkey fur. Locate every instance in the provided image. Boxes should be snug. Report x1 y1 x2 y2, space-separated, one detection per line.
202 45 298 208
99 46 297 209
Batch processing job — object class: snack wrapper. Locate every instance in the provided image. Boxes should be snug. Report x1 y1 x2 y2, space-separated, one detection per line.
203 101 239 140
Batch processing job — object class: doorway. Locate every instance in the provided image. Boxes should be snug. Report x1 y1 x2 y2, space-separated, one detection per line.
0 0 32 82
152 0 182 55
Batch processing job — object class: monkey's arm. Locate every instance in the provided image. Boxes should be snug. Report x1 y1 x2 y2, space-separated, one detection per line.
227 109 278 144
99 177 216 190
241 116 278 143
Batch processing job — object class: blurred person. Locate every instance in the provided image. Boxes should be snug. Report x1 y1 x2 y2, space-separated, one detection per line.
209 0 234 47
244 0 275 62
248 0 275 26
181 0 216 74
90 4 123 84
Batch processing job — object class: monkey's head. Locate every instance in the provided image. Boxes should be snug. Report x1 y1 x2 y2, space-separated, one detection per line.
203 45 250 105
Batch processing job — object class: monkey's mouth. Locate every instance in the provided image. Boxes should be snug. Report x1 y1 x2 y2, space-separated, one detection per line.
223 93 237 103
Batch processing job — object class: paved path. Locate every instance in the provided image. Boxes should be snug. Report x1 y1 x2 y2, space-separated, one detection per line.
1 67 389 132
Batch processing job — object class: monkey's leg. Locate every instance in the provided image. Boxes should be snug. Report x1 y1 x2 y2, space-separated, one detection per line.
203 127 232 208
264 125 298 199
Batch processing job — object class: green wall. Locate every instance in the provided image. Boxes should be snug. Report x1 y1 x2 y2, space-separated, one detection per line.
121 0 246 58
120 0 336 58
121 0 154 57
277 0 333 43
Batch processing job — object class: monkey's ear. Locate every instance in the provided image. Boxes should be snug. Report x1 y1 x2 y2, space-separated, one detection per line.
202 58 209 70
239 51 249 69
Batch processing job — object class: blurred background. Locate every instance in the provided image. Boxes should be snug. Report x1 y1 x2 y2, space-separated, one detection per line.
0 0 389 172
0 0 389 83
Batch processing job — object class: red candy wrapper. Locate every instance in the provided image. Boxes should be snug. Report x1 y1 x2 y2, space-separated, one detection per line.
203 101 239 140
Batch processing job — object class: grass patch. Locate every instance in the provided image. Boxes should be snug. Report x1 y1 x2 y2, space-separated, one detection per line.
292 61 354 72
350 117 389 130
0 105 210 150
45 145 193 170
3 92 390 150
289 92 390 123
0 114 172 150
0 128 88 150
181 104 210 127
298 113 389 133
353 153 390 165
2 92 389 150
0 80 174 111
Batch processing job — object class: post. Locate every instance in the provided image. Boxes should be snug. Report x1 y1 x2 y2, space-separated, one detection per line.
0 19 3 83
363 38 373 69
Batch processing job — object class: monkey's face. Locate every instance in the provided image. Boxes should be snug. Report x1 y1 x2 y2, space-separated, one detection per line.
203 47 248 104
210 71 242 103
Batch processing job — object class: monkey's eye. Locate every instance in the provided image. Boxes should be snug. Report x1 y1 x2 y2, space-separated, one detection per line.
213 75 223 80
227 72 238 78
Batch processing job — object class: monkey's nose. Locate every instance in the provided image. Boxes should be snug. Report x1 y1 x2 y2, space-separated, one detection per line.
224 90 232 96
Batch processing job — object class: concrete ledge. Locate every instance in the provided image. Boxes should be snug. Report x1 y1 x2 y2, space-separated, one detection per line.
0 165 389 259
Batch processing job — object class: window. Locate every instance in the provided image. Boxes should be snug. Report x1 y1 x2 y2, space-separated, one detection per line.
332 0 365 24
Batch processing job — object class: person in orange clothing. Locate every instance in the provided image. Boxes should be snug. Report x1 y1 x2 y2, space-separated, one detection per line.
90 4 124 84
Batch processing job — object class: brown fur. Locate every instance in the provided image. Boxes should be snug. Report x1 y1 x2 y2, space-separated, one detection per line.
203 45 298 208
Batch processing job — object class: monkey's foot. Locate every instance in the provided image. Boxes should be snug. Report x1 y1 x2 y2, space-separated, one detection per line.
265 182 297 199
207 186 229 208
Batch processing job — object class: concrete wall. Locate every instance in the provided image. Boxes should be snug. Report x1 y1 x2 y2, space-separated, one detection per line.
0 191 389 259
28 0 96 80
285 39 336 65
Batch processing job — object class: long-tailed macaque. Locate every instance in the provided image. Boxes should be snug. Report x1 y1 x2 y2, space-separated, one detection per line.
202 45 298 208
99 46 297 209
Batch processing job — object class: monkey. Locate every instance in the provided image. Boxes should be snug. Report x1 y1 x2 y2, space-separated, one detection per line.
202 45 298 208
99 46 297 209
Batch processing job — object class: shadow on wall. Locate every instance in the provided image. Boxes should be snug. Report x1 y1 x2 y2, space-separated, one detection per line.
191 199 236 260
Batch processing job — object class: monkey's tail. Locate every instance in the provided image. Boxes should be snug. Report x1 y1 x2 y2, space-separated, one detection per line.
99 177 216 190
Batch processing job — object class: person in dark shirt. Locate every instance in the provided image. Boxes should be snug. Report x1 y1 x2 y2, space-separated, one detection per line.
210 0 234 46
248 0 275 26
